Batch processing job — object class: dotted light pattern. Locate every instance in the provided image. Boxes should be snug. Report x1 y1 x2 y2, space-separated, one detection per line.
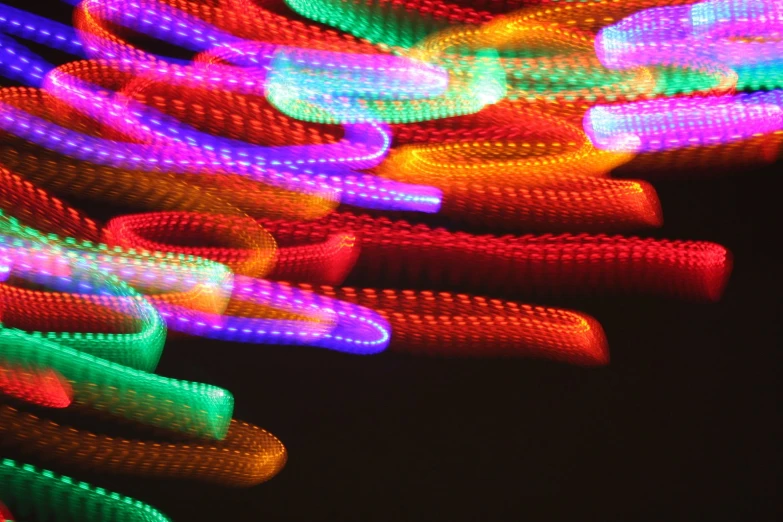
283 0 465 49
76 0 382 63
265 46 507 124
0 317 235 440
154 275 392 354
101 213 388 353
0 0 755 519
0 211 244 442
611 131 783 177
493 0 740 107
0 3 86 87
102 211 283 277
588 0 783 152
305 285 610 364
105 212 360 285
43 59 392 172
110 54 441 212
0 458 171 522
70 0 447 211
0 405 287 487
0 4 443 214
593 0 783 91
409 13 662 106
596 0 783 68
5 70 439 214
0 209 234 367
378 107 662 231
286 0 739 118
512 0 700 35
382 104 633 178
103 210 601 361
0 175 393 345
282 0 694 50
102 209 730 364
0 165 102 242
0 86 334 234
378 168 652 232
0 213 373 498
585 92 783 152
0 362 73 408
0 178 385 352
257 211 733 302
0 198 289 490
0 231 169 372
283 0 568 48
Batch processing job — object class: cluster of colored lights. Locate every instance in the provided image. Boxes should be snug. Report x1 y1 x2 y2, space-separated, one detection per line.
0 0 773 518
588 0 783 152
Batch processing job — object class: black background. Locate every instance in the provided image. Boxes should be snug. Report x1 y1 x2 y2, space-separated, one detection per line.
0 1 780 520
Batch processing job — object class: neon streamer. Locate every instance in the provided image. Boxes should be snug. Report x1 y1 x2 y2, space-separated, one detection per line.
0 190 290 484
0 240 168 371
410 14 661 106
0 406 287 486
0 210 236 369
155 276 392 354
383 105 631 178
257 211 733 302
76 0 381 65
585 92 783 152
284 0 461 48
377 109 662 231
0 3 81 87
595 0 783 91
105 211 360 285
101 210 603 361
0 165 102 242
32 70 440 212
44 60 392 172
265 46 505 124
0 180 387 353
0 5 442 213
103 208 732 364
0 459 171 522
597 0 783 68
0 86 336 227
0 323 235 439
0 212 240 439
302 285 609 364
